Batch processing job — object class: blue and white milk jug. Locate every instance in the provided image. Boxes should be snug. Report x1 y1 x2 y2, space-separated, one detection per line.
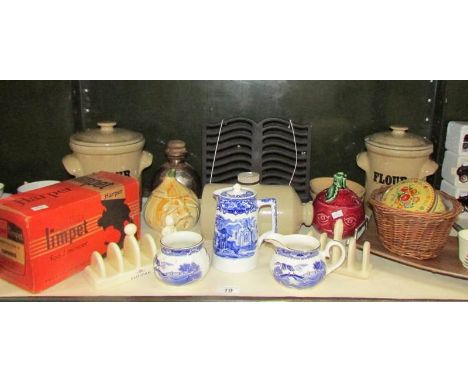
213 183 277 273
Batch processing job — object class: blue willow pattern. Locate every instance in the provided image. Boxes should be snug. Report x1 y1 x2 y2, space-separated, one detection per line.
214 215 257 258
273 260 326 288
154 258 202 285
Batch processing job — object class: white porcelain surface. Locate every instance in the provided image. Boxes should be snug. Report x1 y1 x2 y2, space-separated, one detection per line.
445 121 468 155
441 150 468 188
17 180 60 193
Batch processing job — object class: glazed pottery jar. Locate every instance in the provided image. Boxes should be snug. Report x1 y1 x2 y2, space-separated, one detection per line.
262 232 346 289
356 125 438 205
213 183 277 273
313 172 365 238
151 140 202 197
62 121 153 181
154 231 210 286
201 172 313 240
144 169 200 232
310 177 365 200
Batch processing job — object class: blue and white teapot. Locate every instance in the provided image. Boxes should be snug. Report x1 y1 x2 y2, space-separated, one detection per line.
213 183 277 273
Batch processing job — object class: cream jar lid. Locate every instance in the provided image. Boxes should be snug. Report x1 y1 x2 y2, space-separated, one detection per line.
365 125 433 153
70 121 144 147
237 172 260 185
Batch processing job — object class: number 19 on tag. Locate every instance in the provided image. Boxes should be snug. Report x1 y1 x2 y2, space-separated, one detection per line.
219 286 240 294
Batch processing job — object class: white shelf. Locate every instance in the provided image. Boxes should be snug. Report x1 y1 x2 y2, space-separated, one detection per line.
1 219 467 300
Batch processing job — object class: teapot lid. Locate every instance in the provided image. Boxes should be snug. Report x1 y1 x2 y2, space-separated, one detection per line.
218 183 256 199
365 125 433 152
70 121 144 147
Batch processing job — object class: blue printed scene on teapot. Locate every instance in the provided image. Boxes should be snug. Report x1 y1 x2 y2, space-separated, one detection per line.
214 215 257 258
217 198 257 215
273 260 326 289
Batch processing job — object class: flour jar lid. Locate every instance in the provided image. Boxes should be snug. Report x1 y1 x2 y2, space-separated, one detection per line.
70 121 144 148
365 125 433 152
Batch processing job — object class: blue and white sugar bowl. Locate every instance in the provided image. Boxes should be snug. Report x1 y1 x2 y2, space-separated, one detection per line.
154 229 210 286
262 232 346 289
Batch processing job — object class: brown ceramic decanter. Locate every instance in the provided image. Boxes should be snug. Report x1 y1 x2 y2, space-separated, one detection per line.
151 140 202 197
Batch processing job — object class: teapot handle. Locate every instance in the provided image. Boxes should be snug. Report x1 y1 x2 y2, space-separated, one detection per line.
257 198 277 233
321 240 346 275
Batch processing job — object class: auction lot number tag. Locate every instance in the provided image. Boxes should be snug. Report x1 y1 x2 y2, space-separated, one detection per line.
217 286 240 295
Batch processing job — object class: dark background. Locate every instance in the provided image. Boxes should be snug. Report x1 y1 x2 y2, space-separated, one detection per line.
0 80 467 195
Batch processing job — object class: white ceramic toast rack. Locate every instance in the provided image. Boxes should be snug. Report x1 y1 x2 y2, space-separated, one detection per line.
83 223 157 290
312 218 372 279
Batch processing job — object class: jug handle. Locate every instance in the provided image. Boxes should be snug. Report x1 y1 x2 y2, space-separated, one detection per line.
62 154 84 177
356 152 369 172
257 198 278 233
419 159 438 178
139 150 153 174
321 240 346 274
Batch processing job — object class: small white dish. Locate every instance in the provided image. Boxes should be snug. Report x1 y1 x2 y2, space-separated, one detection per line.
17 180 60 193
0 192 12 199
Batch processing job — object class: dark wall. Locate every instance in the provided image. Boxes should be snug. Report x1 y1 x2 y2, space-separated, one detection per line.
0 80 465 196
445 81 468 121
0 81 74 192
79 80 436 193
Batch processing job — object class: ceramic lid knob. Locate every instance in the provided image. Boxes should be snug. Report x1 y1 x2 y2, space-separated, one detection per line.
97 121 117 133
231 183 243 195
390 125 409 135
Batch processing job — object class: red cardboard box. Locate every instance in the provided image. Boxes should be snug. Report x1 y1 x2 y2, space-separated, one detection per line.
0 172 140 293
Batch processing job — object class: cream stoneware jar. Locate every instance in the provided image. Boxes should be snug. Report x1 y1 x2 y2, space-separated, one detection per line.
356 125 438 207
62 121 153 182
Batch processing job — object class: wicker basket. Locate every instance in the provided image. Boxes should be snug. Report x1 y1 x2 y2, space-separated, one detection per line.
369 186 463 260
